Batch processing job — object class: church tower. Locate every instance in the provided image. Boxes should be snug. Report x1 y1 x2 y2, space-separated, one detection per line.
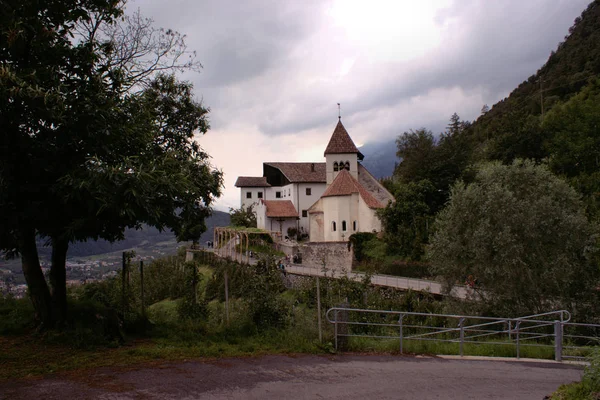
324 119 364 185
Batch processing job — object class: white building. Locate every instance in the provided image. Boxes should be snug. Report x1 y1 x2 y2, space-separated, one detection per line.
234 119 394 241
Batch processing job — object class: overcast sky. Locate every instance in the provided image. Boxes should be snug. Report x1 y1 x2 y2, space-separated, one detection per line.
131 0 590 211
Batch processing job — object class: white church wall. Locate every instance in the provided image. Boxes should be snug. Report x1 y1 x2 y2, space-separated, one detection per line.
240 187 267 210
322 194 358 241
297 182 326 234
309 212 325 242
358 197 383 233
255 201 267 229
266 218 297 236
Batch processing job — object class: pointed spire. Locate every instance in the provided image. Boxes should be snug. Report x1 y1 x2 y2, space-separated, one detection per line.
324 119 364 160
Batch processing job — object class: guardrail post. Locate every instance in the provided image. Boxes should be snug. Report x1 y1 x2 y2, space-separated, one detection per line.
399 314 404 354
507 320 512 341
554 320 563 361
316 276 322 343
515 321 521 359
334 310 338 350
459 317 465 356
337 304 349 351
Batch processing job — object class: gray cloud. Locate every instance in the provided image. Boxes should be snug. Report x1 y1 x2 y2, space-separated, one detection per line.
129 0 592 208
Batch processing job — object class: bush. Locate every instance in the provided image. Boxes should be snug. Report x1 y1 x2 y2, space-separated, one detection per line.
349 232 377 262
242 256 289 330
583 348 600 394
287 227 297 239
379 260 432 279
551 348 600 399
39 299 125 349
0 296 34 334
429 160 599 316
177 295 209 321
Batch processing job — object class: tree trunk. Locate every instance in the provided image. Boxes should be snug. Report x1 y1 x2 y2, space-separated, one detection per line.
50 237 69 326
18 228 53 328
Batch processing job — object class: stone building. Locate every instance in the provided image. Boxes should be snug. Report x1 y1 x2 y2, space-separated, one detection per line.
234 119 394 241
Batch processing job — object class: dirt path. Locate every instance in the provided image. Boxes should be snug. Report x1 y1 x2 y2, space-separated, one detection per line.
0 354 582 400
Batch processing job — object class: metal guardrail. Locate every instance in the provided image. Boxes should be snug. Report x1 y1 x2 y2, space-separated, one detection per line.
326 307 600 361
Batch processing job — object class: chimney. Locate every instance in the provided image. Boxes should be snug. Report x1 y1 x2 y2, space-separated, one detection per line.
310 163 315 172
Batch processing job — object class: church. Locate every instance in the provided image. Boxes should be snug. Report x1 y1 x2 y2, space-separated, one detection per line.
234 119 394 242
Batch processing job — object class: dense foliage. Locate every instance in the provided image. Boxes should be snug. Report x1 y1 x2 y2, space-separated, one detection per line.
229 205 258 228
0 0 222 327
377 2 600 300
428 160 599 317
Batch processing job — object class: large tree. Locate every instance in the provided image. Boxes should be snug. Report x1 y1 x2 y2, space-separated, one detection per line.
378 180 436 261
0 0 222 327
229 205 257 228
428 160 599 317
393 114 474 214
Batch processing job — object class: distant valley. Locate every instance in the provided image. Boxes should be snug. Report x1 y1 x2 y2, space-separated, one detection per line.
0 211 230 287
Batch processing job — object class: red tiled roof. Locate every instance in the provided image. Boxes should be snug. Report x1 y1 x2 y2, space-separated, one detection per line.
264 162 326 183
234 176 271 187
324 120 364 160
321 169 384 209
262 200 299 218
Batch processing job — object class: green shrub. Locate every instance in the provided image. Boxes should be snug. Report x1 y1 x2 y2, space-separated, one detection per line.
378 260 432 279
147 299 180 325
0 296 34 334
583 348 600 393
39 299 125 348
349 232 377 262
551 348 600 399
177 296 209 321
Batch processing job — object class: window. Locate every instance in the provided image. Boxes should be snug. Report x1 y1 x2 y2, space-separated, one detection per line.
345 161 350 170
257 192 263 199
333 162 339 172
276 191 281 198
332 221 337 232
353 221 357 231
342 220 347 231
306 188 312 196
288 189 291 196
246 192 252 199
302 210 308 218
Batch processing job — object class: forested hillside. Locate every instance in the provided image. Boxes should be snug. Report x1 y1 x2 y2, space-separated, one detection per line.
364 2 600 180
471 0 600 162
386 0 600 224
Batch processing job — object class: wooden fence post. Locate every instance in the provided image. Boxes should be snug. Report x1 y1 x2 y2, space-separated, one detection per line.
121 252 127 317
140 260 145 317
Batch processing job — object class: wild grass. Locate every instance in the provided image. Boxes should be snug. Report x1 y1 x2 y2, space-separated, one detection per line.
345 336 556 359
1 255 597 381
550 348 600 399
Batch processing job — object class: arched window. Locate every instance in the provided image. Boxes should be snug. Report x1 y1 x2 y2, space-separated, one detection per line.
345 161 350 170
332 221 337 232
333 162 339 172
342 220 347 231
353 221 357 231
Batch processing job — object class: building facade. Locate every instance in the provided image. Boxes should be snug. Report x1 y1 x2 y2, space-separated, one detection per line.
234 119 394 241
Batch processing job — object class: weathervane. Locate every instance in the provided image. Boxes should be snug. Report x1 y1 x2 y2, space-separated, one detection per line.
337 103 341 119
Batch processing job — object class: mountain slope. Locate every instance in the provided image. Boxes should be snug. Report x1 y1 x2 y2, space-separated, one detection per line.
470 0 600 160
34 210 230 259
359 141 399 179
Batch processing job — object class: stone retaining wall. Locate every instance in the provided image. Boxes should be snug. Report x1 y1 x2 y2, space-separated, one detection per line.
298 242 353 273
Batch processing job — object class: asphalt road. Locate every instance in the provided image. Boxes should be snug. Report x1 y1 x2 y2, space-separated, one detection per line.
0 354 583 400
